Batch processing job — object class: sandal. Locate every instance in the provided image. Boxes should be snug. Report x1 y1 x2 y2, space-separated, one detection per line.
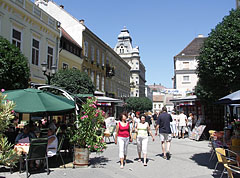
138 159 141 162
144 163 147 166
120 165 124 169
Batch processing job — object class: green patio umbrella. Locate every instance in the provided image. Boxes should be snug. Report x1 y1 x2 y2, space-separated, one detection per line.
3 88 75 115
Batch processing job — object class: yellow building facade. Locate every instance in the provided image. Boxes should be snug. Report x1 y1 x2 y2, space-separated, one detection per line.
0 0 60 84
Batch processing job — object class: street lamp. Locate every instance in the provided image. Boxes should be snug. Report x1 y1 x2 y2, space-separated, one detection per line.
41 61 57 85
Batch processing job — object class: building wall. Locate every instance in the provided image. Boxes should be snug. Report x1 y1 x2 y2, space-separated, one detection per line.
114 28 146 98
0 0 60 84
59 49 82 70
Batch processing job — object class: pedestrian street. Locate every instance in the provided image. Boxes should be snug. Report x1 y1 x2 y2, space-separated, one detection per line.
3 135 221 178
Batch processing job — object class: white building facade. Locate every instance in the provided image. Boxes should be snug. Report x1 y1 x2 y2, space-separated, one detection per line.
173 35 206 97
114 27 146 97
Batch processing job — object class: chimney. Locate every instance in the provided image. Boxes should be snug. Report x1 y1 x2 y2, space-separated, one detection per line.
79 19 85 25
60 5 64 9
198 34 204 38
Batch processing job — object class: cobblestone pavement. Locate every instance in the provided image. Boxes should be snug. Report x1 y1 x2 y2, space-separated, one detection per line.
1 135 222 178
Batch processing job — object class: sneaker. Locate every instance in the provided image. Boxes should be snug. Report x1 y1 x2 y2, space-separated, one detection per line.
166 152 171 160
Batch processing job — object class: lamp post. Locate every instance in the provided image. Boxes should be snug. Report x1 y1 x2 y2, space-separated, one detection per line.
41 61 57 85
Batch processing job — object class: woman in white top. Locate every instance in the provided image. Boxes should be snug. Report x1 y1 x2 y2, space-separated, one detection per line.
47 128 58 157
135 115 155 166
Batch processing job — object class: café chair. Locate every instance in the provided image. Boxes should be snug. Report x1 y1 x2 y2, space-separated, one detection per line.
209 140 222 162
225 164 240 178
20 138 49 178
220 154 239 178
215 148 237 178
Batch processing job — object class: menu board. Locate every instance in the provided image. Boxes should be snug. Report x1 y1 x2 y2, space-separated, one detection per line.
190 125 206 141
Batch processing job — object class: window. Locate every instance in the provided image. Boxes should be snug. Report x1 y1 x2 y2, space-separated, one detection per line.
96 74 100 90
136 62 139 65
48 17 55 27
73 66 77 70
106 56 109 64
91 45 94 61
12 29 21 49
96 49 100 65
32 39 39 65
62 63 68 69
159 104 161 108
101 77 104 91
120 46 124 53
91 71 94 82
183 62 189 69
33 6 41 18
154 104 156 108
84 41 88 57
47 46 53 69
183 76 189 81
102 53 105 66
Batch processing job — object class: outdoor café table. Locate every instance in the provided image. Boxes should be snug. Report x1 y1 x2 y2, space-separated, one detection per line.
14 143 30 155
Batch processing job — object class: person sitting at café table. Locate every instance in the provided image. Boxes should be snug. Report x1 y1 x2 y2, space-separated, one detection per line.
47 128 58 157
15 124 36 143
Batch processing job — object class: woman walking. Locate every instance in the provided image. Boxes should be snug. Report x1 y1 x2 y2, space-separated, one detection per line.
135 115 155 166
187 113 194 138
115 113 133 169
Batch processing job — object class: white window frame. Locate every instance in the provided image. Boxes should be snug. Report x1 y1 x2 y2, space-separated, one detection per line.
47 45 54 69
11 27 22 51
31 37 40 66
96 74 100 90
62 62 69 69
33 6 42 19
84 41 88 57
183 62 190 69
102 53 105 66
91 71 94 83
183 75 190 81
101 77 104 92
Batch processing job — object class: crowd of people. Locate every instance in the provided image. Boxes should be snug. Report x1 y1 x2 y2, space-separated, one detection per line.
113 107 196 169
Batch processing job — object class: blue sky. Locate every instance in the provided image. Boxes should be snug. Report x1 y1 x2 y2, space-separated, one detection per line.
50 0 235 88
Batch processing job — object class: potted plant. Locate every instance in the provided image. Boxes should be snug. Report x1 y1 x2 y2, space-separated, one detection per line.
71 97 106 167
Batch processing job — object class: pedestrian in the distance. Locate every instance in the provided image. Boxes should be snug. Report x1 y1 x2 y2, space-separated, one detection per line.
135 114 155 166
187 113 193 138
178 111 187 139
115 113 133 169
170 111 177 138
155 107 172 160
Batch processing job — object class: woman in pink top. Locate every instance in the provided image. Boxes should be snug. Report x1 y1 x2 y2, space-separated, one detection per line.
115 113 133 169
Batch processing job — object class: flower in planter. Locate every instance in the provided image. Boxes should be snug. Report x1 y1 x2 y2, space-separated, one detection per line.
71 97 107 153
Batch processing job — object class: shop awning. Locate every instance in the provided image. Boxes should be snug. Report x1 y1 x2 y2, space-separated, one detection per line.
96 96 123 103
170 95 197 103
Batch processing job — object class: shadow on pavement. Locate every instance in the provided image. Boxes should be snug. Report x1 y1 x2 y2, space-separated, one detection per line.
90 156 110 168
190 152 216 170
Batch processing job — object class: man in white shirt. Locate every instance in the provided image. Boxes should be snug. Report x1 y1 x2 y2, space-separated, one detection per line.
178 111 187 139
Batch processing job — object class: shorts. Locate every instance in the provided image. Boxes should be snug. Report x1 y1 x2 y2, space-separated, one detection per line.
179 126 186 133
159 133 172 142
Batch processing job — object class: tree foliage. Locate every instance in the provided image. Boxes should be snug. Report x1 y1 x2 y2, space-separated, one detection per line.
0 92 19 167
126 97 152 112
0 36 30 90
196 9 240 103
51 68 95 94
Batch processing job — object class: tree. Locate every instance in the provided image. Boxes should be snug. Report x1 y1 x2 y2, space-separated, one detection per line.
51 68 95 94
196 9 240 103
126 97 152 112
0 36 30 90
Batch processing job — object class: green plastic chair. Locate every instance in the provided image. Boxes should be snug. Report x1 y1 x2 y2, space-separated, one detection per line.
20 138 49 178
